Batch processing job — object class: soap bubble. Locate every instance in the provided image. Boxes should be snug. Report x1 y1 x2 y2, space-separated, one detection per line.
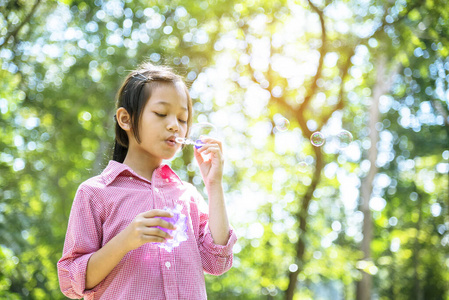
190 122 217 139
175 122 217 149
310 132 325 147
154 204 188 252
273 114 290 132
298 161 308 169
336 130 353 148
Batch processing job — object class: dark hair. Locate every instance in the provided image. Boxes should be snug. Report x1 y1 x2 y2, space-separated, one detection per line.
112 62 193 162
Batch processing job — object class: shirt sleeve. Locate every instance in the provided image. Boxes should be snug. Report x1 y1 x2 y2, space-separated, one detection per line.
195 191 237 276
57 185 103 299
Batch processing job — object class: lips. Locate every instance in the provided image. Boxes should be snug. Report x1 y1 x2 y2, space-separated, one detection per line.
166 136 178 146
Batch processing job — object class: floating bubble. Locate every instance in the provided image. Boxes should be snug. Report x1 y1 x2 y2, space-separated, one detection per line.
189 122 217 140
298 161 308 169
175 122 217 149
273 115 290 132
310 132 325 147
153 204 188 252
336 130 353 148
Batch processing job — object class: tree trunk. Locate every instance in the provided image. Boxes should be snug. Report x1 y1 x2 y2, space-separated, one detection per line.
412 187 423 300
431 100 449 211
285 146 324 300
356 70 379 300
356 57 399 300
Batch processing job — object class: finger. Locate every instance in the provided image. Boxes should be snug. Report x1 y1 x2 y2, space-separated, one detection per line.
146 218 176 230
198 137 222 150
194 147 204 164
142 227 174 239
197 143 220 153
146 236 166 243
198 145 222 157
142 209 174 219
141 234 168 244
199 135 221 143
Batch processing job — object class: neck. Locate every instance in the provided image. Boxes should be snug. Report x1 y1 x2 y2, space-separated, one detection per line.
122 151 162 181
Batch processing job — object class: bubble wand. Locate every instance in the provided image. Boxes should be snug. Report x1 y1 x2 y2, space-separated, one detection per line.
175 137 204 149
175 122 217 149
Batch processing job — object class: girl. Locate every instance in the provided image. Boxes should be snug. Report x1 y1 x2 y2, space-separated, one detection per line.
57 63 237 299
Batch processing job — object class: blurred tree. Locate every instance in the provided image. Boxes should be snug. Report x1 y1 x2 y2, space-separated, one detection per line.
0 0 448 299
366 0 449 299
202 0 449 299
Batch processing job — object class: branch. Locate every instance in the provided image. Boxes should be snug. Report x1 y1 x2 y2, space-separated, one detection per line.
266 37 298 115
364 0 424 44
298 0 327 113
319 47 355 128
243 26 298 120
0 0 41 50
318 0 422 129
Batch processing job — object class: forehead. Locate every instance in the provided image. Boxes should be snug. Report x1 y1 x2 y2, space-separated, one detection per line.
147 82 188 109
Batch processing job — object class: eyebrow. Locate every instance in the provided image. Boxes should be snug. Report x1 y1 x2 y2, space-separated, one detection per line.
153 101 188 111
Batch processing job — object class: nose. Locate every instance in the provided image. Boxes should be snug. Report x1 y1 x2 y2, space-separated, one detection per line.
167 116 179 132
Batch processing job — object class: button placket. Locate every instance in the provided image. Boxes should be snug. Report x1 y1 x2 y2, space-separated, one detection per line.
160 251 178 299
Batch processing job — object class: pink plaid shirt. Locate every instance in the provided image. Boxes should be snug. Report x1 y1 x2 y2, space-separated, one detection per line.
57 160 237 299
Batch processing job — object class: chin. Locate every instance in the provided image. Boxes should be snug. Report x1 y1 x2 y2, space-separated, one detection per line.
161 151 178 160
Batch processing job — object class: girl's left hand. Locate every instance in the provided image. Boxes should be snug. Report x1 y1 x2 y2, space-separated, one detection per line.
194 137 223 187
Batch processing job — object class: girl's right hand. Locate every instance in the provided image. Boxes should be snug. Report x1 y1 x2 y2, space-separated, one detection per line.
121 209 176 251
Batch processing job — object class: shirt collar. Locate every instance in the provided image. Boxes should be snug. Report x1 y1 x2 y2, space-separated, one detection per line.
101 160 183 186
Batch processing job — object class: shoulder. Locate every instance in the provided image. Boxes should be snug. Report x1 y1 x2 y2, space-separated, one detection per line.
72 175 108 210
78 174 107 194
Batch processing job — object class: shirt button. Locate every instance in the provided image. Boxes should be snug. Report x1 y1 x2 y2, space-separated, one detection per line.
165 178 169 183
129 177 133 180
165 262 171 269
154 187 159 193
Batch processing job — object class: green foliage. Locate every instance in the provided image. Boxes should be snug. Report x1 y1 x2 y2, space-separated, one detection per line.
0 0 448 299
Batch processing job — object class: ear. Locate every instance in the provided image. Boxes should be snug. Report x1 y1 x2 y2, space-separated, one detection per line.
116 107 132 132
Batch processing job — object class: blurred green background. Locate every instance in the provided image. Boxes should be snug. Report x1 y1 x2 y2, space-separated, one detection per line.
1 0 448 299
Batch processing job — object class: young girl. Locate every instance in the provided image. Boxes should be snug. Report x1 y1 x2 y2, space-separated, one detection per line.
57 63 237 299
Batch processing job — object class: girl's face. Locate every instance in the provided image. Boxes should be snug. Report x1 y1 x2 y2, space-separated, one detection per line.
129 82 189 162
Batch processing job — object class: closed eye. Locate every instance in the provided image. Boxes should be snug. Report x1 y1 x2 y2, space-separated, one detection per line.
154 112 166 117
178 119 187 124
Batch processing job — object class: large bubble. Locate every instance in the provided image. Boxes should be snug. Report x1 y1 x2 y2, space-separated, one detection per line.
273 114 290 132
310 130 353 149
175 122 217 149
336 130 353 148
310 132 325 147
